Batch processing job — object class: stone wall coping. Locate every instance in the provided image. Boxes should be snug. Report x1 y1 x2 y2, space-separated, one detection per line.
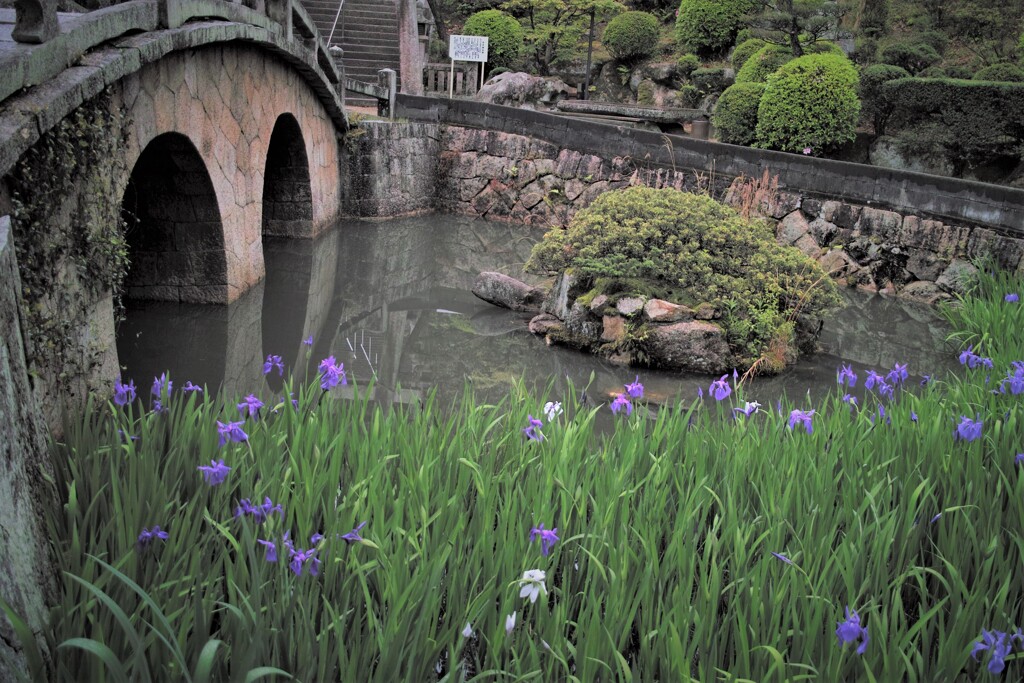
0 16 348 178
396 95 1024 236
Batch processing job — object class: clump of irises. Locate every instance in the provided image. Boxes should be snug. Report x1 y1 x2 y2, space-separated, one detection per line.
972 628 1024 674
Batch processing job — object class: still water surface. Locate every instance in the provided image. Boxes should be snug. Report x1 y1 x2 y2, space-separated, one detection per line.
117 215 957 408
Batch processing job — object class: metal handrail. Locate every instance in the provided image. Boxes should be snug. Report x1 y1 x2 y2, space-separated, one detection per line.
328 0 345 45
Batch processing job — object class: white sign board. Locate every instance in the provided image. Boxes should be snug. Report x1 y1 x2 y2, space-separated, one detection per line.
449 35 489 63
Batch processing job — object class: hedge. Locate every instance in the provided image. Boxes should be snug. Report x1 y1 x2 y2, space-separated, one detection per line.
859 64 911 135
973 63 1024 83
731 38 767 71
881 77 1024 171
675 0 756 55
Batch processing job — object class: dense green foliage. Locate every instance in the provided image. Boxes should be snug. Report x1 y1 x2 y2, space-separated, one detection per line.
859 63 910 134
731 37 767 70
675 52 700 77
879 40 941 74
674 0 756 55
464 10 525 70
735 43 793 82
744 0 848 56
526 186 839 361
21 267 1024 681
500 0 625 75
755 52 860 153
601 10 660 62
881 77 1024 173
858 0 888 37
690 66 732 95
973 62 1024 82
713 81 765 145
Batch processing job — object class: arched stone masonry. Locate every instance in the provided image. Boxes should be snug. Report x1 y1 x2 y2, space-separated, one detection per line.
122 132 228 303
262 113 314 238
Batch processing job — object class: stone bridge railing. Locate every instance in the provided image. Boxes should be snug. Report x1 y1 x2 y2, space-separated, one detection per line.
0 0 347 175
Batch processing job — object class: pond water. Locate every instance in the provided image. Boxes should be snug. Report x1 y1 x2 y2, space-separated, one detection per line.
117 214 957 408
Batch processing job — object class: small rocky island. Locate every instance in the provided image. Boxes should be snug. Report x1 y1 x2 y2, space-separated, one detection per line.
473 186 841 375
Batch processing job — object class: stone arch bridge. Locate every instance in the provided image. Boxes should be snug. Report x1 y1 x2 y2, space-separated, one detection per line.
1 0 350 304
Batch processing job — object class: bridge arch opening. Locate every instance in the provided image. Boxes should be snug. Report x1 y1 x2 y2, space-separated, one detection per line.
121 132 227 303
262 113 313 237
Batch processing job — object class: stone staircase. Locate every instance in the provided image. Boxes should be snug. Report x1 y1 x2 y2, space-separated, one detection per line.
300 0 401 107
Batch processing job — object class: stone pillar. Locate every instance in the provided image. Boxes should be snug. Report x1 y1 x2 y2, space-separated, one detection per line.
397 0 424 95
12 0 58 43
0 216 57 682
378 69 397 119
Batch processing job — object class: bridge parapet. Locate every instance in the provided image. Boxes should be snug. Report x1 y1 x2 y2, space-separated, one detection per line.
1 0 343 115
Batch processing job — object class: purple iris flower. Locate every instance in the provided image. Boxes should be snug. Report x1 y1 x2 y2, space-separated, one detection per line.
910 411 918 423
624 376 644 399
523 414 544 441
771 552 793 565
310 533 324 545
709 375 732 401
1006 293 1020 303
788 409 815 434
960 346 994 369
835 606 869 655
318 356 347 390
971 630 1013 674
920 374 931 387
216 420 248 447
1000 363 1024 395
303 335 313 346
237 394 264 419
341 521 368 544
1015 453 1024 466
886 363 908 385
955 415 983 442
263 354 284 376
151 373 172 398
930 512 942 524
610 393 632 416
287 547 320 577
864 370 884 390
258 538 277 562
873 403 891 426
182 381 203 394
842 393 858 409
113 377 136 407
137 525 169 549
197 459 231 486
529 523 560 556
837 365 857 388
878 381 895 400
234 497 283 523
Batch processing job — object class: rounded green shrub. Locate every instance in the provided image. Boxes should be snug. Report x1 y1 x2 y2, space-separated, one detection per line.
755 52 861 153
859 63 910 134
731 38 766 71
735 44 793 83
463 10 524 70
676 53 700 78
603 11 661 63
917 65 947 78
879 41 940 75
973 63 1024 82
915 29 948 54
675 0 756 55
691 66 733 95
525 186 839 364
713 82 765 145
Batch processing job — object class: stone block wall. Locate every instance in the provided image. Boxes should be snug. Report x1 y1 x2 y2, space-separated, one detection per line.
347 117 1024 306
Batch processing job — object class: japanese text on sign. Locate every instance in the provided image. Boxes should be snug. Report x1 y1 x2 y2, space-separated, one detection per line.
449 35 489 62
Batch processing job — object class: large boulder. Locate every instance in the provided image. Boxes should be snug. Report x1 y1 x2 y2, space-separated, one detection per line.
642 321 732 374
472 272 544 312
475 72 572 109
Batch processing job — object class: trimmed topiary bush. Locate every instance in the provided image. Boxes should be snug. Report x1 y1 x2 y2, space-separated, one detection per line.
525 186 839 365
675 0 757 55
676 53 700 78
713 82 765 145
603 11 661 63
859 64 911 135
879 41 940 75
463 10 524 70
731 38 767 71
735 44 793 83
755 52 861 153
917 65 947 78
973 63 1024 82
